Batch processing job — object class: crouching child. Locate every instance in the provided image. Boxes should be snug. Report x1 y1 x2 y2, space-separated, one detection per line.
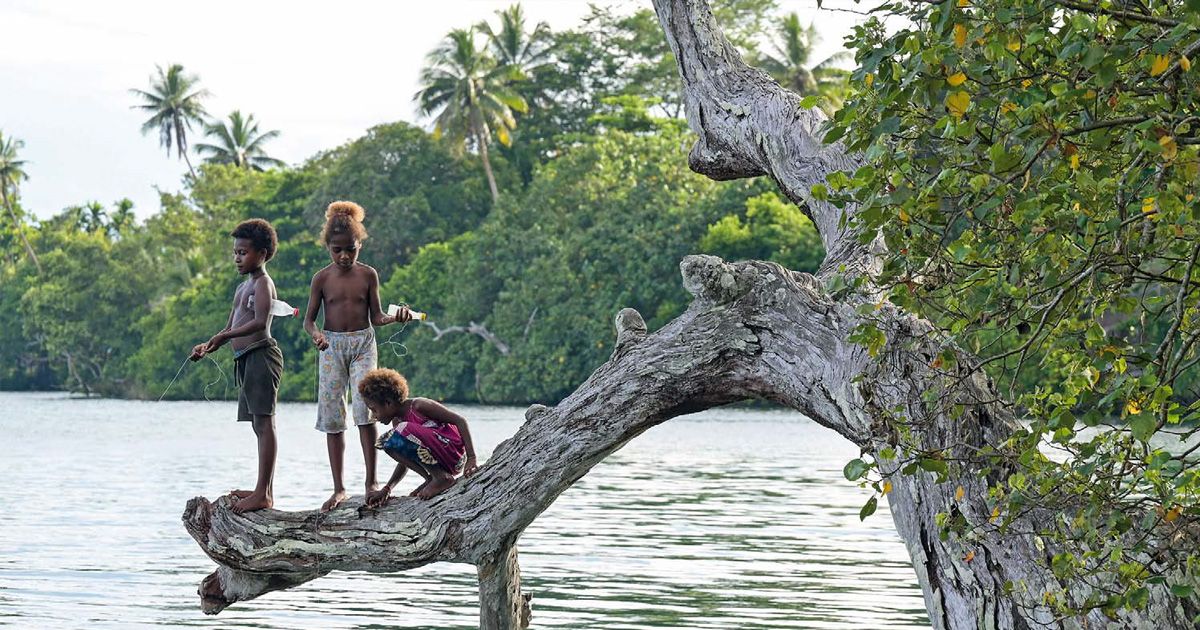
358 368 479 506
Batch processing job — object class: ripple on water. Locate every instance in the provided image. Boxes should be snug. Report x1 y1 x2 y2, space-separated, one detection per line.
0 393 929 629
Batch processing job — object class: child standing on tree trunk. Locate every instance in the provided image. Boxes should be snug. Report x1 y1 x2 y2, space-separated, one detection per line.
360 368 479 505
304 201 413 512
190 219 285 514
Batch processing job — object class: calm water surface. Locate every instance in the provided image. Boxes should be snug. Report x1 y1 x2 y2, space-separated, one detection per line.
0 392 929 629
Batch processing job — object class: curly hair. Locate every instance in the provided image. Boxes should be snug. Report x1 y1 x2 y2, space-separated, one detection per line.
230 218 278 261
358 368 410 408
322 200 369 243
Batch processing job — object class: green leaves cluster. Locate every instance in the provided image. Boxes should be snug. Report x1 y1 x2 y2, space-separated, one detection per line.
382 126 780 402
1 118 811 405
699 191 824 272
829 0 1200 615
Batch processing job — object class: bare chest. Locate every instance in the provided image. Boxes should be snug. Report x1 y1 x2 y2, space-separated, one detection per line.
321 275 370 306
233 281 258 324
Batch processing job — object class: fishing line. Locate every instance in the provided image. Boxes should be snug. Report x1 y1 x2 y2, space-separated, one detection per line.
157 301 417 402
202 354 229 402
156 353 229 402
157 355 191 402
381 318 412 358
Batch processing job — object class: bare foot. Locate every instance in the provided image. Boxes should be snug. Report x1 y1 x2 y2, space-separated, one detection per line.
408 480 430 497
232 492 273 513
416 475 456 499
227 489 254 499
321 489 348 512
365 486 391 508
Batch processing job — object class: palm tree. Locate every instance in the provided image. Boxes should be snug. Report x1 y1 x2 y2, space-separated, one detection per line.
81 201 108 234
195 111 285 171
477 4 553 74
757 14 851 114
109 199 136 236
130 64 209 178
0 131 41 273
416 28 528 204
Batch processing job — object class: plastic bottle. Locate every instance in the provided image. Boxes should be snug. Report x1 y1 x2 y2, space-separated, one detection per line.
248 295 299 316
270 299 299 317
388 304 428 321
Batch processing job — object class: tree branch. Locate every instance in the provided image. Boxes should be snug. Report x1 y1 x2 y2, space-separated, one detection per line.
651 0 879 277
1053 0 1183 28
422 319 512 355
183 256 884 614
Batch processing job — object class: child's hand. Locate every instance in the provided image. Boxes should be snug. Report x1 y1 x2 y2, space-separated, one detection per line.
204 334 225 353
463 456 479 478
365 486 391 508
392 306 414 324
311 331 329 350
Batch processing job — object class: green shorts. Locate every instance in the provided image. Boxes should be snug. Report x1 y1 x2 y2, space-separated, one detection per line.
233 338 284 422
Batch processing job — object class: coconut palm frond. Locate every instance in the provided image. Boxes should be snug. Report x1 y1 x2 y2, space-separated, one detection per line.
758 15 850 113
195 110 284 170
130 64 208 176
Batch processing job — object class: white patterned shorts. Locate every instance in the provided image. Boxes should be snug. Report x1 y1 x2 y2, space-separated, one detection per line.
316 328 377 433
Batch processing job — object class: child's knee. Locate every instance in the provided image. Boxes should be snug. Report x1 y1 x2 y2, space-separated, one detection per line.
252 414 275 434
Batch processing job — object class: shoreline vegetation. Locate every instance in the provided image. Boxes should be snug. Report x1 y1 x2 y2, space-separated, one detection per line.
0 2 837 406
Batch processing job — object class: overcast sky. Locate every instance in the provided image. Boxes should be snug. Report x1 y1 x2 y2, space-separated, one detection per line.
0 0 862 220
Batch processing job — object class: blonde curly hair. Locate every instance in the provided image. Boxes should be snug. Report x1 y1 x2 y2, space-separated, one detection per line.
322 200 368 243
358 368 410 408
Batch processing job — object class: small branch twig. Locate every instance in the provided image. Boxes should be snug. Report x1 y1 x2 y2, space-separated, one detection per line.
423 320 511 356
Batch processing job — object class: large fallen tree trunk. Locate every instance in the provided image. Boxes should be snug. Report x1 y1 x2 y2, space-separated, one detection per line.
186 254 851 623
183 0 1197 627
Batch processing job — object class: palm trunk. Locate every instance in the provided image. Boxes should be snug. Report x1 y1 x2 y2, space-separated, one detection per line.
182 150 198 180
176 118 198 180
477 129 500 204
1 185 42 274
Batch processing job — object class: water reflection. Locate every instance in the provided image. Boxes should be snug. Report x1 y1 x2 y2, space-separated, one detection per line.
0 393 929 628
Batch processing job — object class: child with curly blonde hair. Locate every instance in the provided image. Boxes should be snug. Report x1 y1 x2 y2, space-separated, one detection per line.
358 368 479 505
303 201 414 512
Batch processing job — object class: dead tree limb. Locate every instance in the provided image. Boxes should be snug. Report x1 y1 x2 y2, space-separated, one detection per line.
185 254 807 621
422 319 511 355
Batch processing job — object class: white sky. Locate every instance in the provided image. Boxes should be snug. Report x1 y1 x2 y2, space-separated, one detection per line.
0 0 862 219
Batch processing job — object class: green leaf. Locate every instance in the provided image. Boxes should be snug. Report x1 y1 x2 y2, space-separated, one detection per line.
844 458 871 481
1130 414 1156 442
860 495 878 521
919 459 946 474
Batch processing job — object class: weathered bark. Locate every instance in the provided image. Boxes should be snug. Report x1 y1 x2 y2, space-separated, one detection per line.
181 1 1197 628
477 543 530 630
